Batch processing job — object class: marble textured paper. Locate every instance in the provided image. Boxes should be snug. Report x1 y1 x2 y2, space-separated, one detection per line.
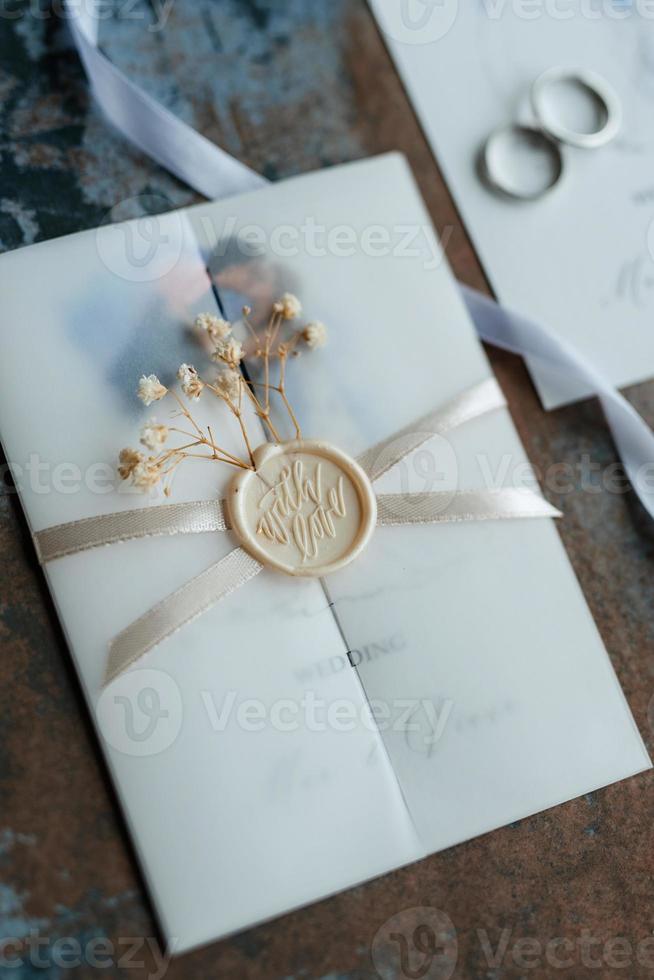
370 1 654 408
0 154 648 953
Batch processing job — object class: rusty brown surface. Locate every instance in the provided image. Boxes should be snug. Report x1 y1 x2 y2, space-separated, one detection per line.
1 2 653 978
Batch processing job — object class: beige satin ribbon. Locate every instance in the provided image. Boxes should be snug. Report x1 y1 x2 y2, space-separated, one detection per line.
376 488 560 525
35 378 507 560
105 547 262 686
35 499 229 563
33 378 559 683
357 376 506 482
35 487 558 565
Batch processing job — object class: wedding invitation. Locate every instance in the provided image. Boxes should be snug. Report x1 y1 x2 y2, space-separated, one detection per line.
370 2 654 407
0 154 648 952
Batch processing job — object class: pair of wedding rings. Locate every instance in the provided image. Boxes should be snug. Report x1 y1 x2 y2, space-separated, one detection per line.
481 67 622 202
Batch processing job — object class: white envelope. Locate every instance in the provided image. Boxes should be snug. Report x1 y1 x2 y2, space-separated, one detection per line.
370 2 654 407
0 154 648 953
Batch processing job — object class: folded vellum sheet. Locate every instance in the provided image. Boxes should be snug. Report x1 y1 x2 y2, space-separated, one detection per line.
0 155 648 952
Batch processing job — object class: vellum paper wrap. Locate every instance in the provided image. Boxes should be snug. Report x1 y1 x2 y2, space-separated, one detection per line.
0 155 648 953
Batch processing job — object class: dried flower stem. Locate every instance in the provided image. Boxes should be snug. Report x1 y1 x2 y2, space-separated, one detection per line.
122 296 325 495
235 411 256 468
234 378 256 469
241 315 260 347
278 354 302 440
168 426 249 469
235 374 282 442
169 390 205 441
174 452 251 468
160 439 251 471
207 424 218 459
262 311 284 414
203 381 257 469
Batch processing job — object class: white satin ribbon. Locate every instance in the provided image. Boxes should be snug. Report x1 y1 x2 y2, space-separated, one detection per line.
463 287 654 520
63 0 654 522
66 1 265 200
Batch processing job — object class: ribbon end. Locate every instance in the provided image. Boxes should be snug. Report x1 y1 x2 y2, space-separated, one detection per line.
545 502 563 519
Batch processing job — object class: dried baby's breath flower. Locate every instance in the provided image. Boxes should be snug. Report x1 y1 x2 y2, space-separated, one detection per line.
273 293 302 320
137 374 167 406
118 448 144 480
216 369 242 403
302 321 328 350
195 312 231 339
118 293 329 495
178 363 204 401
132 459 163 491
212 336 244 369
140 420 169 451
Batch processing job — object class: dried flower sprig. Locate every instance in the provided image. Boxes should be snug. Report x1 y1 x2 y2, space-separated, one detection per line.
118 295 327 495
137 374 167 406
302 321 328 350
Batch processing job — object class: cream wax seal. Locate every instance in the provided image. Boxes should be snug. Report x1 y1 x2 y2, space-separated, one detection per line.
227 440 377 577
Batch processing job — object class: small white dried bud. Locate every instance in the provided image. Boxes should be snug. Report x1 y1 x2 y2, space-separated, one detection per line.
140 420 169 451
137 374 167 406
132 460 163 491
177 363 204 400
212 336 244 369
216 370 242 403
274 293 302 320
195 312 231 339
118 448 144 481
302 321 328 350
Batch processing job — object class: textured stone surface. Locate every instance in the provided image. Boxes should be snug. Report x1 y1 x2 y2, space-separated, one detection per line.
1 1 653 978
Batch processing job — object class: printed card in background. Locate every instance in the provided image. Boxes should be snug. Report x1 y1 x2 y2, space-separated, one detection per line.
0 154 648 952
370 1 654 407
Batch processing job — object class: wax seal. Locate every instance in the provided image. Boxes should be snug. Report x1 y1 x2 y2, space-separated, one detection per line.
227 440 377 577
